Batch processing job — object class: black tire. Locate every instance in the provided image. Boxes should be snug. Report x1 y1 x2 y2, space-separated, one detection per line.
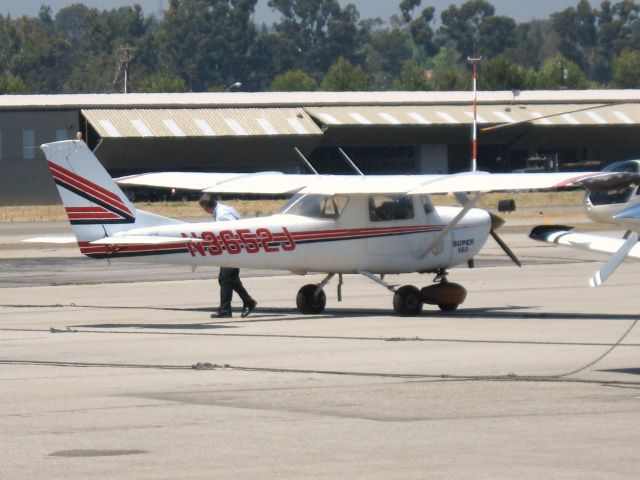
438 303 459 312
296 284 327 314
393 285 423 316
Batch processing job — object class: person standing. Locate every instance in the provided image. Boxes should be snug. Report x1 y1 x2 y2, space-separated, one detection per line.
199 193 257 318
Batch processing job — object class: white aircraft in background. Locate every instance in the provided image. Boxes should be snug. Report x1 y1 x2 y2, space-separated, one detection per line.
530 159 640 287
33 140 623 316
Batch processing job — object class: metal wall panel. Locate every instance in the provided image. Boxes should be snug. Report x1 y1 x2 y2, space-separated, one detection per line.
0 110 78 205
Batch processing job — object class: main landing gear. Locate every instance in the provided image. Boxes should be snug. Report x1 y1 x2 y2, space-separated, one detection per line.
295 273 338 314
294 270 466 316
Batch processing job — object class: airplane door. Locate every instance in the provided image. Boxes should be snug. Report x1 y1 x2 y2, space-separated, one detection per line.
365 194 421 256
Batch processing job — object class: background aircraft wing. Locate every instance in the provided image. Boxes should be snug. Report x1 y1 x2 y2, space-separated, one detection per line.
529 225 640 259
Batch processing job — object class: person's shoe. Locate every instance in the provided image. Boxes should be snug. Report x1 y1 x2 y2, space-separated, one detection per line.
241 300 257 318
211 310 232 318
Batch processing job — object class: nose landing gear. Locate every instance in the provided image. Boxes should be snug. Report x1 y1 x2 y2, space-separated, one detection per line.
419 269 467 312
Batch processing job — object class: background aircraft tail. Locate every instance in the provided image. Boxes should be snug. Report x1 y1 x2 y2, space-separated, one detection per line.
41 140 180 250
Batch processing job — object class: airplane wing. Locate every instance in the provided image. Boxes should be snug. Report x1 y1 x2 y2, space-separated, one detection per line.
117 170 613 196
529 225 640 258
407 171 616 195
116 172 315 195
529 225 640 286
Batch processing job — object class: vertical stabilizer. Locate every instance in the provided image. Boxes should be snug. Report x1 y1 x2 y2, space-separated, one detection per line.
42 140 137 244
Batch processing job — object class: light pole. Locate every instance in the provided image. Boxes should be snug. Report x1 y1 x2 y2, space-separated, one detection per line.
225 82 242 92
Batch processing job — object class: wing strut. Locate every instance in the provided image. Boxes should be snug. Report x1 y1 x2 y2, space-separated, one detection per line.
294 147 319 175
338 148 364 176
590 231 638 287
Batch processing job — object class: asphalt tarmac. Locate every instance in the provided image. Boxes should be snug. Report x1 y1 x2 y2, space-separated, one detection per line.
1 221 640 479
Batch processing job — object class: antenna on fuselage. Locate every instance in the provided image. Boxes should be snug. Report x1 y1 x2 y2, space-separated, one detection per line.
294 147 319 175
338 148 364 176
468 56 482 172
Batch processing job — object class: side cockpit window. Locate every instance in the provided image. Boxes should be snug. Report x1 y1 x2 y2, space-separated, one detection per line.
282 194 349 219
369 194 414 222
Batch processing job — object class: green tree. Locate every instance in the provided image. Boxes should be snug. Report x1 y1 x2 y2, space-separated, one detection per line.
533 55 590 89
158 0 258 91
550 0 597 75
11 15 70 93
409 7 437 58
431 66 468 91
0 73 27 93
394 59 431 90
503 20 552 70
137 73 188 92
54 4 158 93
437 0 495 57
611 49 640 87
321 57 369 91
267 0 363 77
362 27 413 89
399 0 421 23
593 0 640 82
271 69 317 91
480 55 526 90
477 15 516 58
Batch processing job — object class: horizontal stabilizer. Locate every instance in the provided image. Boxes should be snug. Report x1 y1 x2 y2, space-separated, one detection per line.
23 236 77 244
90 236 203 246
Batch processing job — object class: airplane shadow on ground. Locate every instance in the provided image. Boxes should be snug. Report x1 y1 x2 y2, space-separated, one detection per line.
65 305 640 331
5 301 638 323
600 368 640 376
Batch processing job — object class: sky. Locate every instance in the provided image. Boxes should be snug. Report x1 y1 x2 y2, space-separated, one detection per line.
0 0 603 23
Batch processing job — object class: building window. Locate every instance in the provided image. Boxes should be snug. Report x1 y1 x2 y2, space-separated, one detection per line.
55 129 68 141
23 129 36 159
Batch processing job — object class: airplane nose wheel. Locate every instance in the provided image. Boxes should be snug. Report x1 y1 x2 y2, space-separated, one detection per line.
393 285 424 316
296 284 327 314
420 269 466 312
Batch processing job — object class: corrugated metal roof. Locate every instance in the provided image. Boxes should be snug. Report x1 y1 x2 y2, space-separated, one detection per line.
306 104 640 127
82 108 323 138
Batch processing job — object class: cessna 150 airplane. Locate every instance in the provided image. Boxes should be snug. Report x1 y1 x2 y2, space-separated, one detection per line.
531 159 640 287
37 139 627 316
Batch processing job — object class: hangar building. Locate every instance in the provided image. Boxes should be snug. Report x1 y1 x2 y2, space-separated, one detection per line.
2 90 640 205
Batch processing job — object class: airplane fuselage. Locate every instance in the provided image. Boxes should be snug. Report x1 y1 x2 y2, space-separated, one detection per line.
85 195 491 274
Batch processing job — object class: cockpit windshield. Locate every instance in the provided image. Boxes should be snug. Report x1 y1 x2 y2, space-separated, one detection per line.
280 194 350 219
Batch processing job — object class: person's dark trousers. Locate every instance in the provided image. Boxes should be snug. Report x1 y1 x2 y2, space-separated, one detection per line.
218 267 253 313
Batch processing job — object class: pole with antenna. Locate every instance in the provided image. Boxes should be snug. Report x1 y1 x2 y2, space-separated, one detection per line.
468 56 482 172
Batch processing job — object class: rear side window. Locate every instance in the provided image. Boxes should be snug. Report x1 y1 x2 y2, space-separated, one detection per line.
369 195 414 222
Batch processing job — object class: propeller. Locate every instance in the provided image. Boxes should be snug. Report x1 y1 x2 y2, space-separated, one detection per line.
489 212 522 267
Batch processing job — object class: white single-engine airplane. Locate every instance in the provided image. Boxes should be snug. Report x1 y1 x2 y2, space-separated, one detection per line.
530 159 640 287
35 140 627 316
